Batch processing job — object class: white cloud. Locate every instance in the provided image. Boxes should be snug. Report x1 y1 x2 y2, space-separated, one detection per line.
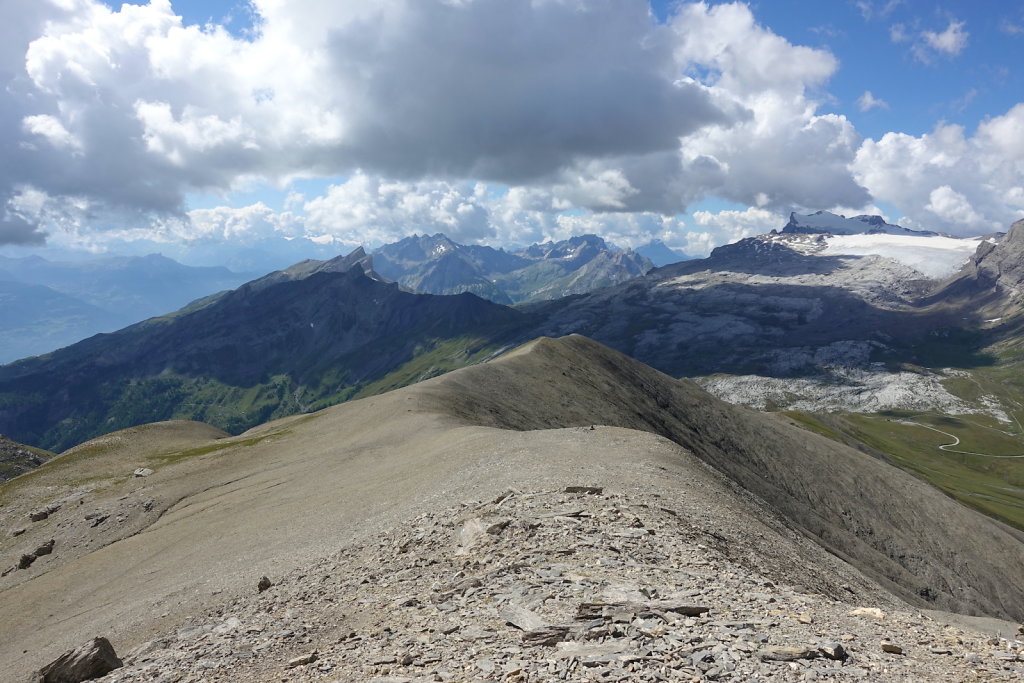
853 104 1024 235
0 0 1014 257
922 20 968 56
857 91 889 112
891 19 969 63
669 3 871 212
1 0 738 245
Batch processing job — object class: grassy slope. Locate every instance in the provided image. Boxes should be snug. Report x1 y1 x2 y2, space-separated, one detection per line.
782 313 1024 530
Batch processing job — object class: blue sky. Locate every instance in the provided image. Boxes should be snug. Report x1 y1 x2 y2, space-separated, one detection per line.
4 0 1023 266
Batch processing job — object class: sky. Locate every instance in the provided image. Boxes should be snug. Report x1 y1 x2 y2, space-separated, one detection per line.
1 0 1022 269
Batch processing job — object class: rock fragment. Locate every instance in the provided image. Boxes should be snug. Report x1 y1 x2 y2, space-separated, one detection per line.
817 641 847 660
500 606 548 632
132 468 154 478
564 486 603 495
33 636 123 682
522 625 570 646
758 645 819 661
285 651 318 668
257 576 272 593
881 641 904 654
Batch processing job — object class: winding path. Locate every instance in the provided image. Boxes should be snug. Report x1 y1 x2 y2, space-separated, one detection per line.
897 420 1024 458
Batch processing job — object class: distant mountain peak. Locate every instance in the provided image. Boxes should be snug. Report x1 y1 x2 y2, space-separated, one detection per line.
782 211 936 236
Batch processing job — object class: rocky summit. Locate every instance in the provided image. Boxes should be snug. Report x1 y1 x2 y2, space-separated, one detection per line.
1 335 1022 682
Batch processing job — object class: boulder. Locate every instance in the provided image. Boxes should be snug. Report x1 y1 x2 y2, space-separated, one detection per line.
32 637 122 682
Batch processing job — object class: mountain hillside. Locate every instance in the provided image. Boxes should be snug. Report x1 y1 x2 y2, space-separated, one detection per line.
1 335 1021 681
0 256 522 451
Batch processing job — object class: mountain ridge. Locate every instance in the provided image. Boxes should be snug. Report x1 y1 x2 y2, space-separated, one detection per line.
1 335 1022 681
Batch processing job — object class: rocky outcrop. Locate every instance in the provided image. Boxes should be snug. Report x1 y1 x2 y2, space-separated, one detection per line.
936 219 1024 311
0 435 49 482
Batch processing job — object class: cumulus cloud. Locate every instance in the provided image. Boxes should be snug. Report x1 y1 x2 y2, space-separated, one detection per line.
669 2 871 212
853 104 1024 234
0 0 1016 255
857 91 889 112
0 0 740 245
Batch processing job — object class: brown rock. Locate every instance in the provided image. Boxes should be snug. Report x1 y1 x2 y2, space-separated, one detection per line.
32 636 123 682
34 539 55 557
28 510 48 522
881 642 904 655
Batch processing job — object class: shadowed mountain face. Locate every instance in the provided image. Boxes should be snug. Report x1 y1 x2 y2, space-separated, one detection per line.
0 265 522 451
1 335 1021 681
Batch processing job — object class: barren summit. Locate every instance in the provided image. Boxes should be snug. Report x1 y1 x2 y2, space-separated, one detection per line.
1 335 1022 681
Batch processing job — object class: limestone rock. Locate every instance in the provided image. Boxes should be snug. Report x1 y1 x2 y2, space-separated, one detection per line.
33 637 123 682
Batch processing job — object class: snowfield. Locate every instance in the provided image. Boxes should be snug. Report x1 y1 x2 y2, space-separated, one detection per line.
821 234 982 279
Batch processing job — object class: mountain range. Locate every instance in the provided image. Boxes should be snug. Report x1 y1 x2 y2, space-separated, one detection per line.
2 214 1023 526
370 232 653 304
0 234 652 364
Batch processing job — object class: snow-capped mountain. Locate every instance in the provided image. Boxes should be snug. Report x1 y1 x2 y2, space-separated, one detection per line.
781 210 936 236
759 212 982 279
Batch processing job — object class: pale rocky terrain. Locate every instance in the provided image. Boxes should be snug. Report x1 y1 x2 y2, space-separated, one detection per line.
2 336 1023 682
103 485 1024 683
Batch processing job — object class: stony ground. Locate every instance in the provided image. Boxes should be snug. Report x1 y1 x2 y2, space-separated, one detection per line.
105 486 1023 683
